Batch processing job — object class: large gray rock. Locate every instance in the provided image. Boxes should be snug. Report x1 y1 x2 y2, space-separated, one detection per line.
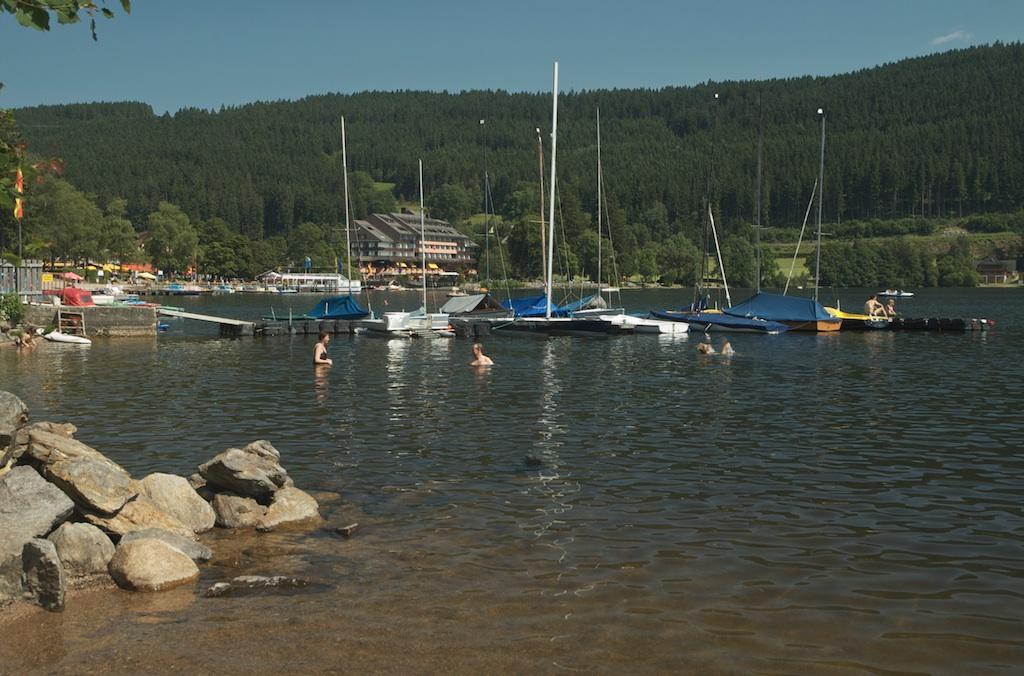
84 495 197 541
211 493 266 529
0 466 75 601
0 390 28 441
0 391 29 469
256 487 321 532
107 539 199 592
198 440 291 502
121 528 212 563
138 472 216 534
22 538 66 611
25 429 136 515
47 522 115 578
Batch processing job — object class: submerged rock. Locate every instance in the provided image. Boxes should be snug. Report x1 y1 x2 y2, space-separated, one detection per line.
84 495 197 541
22 538 66 611
256 487 321 531
47 522 115 578
198 440 292 502
0 465 74 601
138 472 216 534
25 429 136 515
121 528 212 563
203 575 310 598
107 539 199 592
211 493 267 529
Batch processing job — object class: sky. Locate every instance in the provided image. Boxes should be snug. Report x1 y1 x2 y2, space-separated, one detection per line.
1 0 1022 114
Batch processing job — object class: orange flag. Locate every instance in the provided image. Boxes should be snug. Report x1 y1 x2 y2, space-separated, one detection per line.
13 167 23 219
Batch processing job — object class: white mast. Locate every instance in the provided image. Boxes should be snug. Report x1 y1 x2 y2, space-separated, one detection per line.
708 204 731 308
596 106 603 294
814 108 825 302
545 61 559 319
419 159 427 311
341 116 353 296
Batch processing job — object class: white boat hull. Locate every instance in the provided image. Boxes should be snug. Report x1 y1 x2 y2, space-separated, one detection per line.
599 314 689 334
44 331 92 345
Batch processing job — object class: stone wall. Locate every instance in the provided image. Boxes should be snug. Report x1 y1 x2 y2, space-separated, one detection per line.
24 305 157 337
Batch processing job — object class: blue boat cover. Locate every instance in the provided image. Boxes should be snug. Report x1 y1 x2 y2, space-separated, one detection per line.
723 292 834 322
501 294 599 318
650 310 789 333
305 295 370 320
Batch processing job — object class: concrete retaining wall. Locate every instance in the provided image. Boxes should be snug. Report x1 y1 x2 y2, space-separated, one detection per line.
24 305 157 337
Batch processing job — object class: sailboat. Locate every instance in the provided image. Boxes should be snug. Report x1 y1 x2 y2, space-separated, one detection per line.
493 64 623 337
651 205 787 334
361 159 450 335
726 108 841 332
274 117 370 322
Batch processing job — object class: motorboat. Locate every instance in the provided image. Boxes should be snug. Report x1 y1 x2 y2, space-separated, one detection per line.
878 289 914 297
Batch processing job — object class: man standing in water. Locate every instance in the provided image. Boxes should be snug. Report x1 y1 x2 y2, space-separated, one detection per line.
469 342 494 367
314 331 333 366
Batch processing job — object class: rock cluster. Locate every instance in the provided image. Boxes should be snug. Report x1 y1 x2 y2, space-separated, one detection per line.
0 390 322 612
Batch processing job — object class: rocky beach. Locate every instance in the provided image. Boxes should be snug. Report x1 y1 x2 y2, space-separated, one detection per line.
1 389 326 614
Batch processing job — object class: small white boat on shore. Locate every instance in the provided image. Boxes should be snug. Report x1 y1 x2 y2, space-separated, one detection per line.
44 331 92 345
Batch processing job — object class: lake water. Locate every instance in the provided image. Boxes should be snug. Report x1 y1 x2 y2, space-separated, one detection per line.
1 288 1022 673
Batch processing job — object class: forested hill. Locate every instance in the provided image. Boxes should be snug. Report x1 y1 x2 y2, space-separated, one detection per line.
11 43 1024 243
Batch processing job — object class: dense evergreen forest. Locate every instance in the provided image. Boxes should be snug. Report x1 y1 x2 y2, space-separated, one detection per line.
3 43 1023 284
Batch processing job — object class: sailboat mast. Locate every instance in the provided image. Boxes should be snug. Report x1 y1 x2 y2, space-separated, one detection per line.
537 128 546 284
814 108 825 302
596 106 603 294
341 117 353 296
419 159 428 311
755 94 763 293
545 62 559 320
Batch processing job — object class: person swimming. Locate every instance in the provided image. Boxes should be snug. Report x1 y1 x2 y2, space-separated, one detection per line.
469 342 494 366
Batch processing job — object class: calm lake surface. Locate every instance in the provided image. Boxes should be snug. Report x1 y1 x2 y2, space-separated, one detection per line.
1 288 1022 673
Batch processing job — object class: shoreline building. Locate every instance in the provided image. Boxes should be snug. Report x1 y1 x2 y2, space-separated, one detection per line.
352 210 477 279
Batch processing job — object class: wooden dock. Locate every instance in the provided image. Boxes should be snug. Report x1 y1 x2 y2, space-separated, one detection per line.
157 307 361 337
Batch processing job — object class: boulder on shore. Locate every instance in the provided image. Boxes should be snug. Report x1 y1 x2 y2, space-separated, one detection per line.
107 538 199 592
0 465 75 601
211 493 267 529
25 429 136 515
0 390 28 448
22 538 66 611
121 528 212 563
84 495 197 541
256 487 321 532
198 440 292 503
47 522 116 579
6 421 76 467
138 472 216 534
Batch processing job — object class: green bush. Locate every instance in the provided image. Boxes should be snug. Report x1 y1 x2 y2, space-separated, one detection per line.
0 293 25 325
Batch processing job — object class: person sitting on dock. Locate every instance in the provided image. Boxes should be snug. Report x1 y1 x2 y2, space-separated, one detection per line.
314 331 333 366
864 294 886 317
697 342 716 355
469 342 494 367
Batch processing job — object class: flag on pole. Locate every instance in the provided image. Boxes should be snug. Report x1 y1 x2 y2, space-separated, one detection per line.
13 167 24 219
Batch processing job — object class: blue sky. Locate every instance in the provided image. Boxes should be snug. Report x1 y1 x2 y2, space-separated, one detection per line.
1 1 1022 113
